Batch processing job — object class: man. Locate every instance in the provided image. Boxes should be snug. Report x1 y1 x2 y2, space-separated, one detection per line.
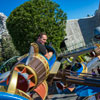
36 32 53 59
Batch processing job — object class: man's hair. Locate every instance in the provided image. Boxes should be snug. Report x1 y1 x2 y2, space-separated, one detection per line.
38 32 47 38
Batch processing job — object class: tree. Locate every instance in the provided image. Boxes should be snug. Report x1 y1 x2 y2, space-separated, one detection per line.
6 0 67 55
1 34 19 61
87 14 90 17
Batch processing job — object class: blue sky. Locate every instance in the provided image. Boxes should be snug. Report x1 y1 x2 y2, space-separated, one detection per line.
0 0 99 20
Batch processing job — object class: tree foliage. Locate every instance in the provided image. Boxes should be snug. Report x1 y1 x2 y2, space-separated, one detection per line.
1 35 19 62
6 0 67 55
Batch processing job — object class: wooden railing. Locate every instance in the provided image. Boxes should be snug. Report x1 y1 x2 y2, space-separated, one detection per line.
53 70 100 87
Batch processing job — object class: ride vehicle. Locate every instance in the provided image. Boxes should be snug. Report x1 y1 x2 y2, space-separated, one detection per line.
0 43 57 100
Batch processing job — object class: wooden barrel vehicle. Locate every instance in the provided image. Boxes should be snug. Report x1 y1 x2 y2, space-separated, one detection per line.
0 42 56 100
13 43 56 92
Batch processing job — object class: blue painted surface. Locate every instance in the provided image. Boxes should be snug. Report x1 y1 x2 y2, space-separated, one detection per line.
0 81 7 86
0 92 28 100
94 27 100 36
75 85 100 97
0 71 10 86
20 56 28 64
45 46 56 70
87 57 99 68
77 63 83 75
47 53 56 70
71 63 83 75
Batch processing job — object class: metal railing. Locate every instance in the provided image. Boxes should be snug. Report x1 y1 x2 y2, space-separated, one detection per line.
59 40 100 56
0 56 20 73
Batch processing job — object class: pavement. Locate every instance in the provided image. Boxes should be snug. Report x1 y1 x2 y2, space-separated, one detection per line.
47 93 78 100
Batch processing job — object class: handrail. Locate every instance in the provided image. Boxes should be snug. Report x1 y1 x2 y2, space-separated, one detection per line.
58 41 100 58
59 40 100 55
0 56 20 72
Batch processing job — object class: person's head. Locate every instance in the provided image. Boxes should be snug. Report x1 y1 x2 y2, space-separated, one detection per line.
37 32 47 45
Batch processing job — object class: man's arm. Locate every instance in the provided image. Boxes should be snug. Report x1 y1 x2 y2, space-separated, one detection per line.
45 52 53 59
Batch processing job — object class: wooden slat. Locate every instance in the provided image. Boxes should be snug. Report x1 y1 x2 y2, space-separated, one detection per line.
50 61 61 74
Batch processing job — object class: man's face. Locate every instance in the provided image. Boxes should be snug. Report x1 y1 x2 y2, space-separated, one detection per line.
39 35 47 45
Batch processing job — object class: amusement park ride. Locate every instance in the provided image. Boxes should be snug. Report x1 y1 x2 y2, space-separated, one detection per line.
1 38 100 99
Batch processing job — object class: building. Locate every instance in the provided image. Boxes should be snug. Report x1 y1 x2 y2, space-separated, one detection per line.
65 2 100 51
